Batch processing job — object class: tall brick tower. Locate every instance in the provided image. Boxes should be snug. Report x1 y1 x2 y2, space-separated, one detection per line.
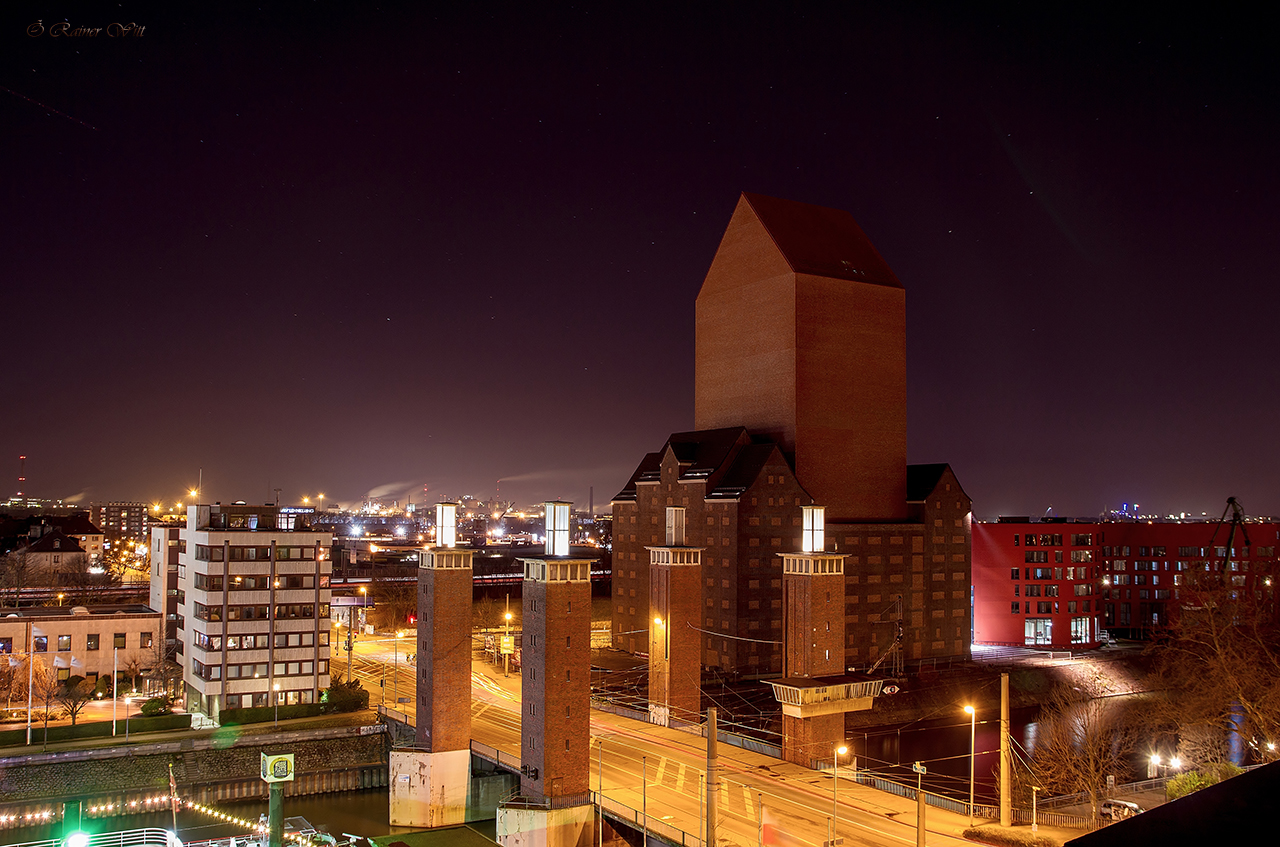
769 507 882 767
695 192 908 521
647 506 703 725
497 502 595 847
389 503 473 827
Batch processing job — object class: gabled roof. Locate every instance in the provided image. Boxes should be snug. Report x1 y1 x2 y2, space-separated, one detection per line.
906 464 950 502
23 530 85 555
906 463 971 504
741 192 902 288
613 427 799 502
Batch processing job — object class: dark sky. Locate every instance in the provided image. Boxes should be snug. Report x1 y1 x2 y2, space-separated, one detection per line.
3 4 1277 519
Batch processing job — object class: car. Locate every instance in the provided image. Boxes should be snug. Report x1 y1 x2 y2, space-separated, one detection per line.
1101 799 1142 820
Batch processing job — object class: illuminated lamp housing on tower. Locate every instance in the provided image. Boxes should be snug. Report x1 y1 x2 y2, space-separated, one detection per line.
801 505 825 553
545 501 570 557
436 502 458 549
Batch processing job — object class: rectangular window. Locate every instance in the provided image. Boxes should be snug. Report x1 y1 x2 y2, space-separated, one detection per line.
1037 601 1052 614
113 633 126 649
57 635 71 652
34 636 48 652
1024 551 1048 564
1010 568 1020 580
1071 617 1090 644
141 632 154 649
1071 534 1093 546
1011 602 1020 613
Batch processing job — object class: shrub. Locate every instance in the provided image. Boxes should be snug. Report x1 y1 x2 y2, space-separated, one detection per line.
323 679 369 713
140 697 173 717
1166 762 1243 801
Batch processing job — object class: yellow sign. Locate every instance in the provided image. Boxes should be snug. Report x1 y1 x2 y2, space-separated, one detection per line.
261 753 295 783
500 635 515 656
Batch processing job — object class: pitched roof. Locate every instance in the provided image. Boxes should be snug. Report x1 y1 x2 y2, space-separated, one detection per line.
741 192 902 288
906 463 971 504
23 530 85 555
613 428 804 503
906 464 950 501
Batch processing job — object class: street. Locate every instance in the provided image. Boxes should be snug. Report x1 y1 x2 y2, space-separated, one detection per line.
334 637 984 847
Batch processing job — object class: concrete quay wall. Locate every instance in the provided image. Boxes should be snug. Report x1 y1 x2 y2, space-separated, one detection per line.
0 724 389 830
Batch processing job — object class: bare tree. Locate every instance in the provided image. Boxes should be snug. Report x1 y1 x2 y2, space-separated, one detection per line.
1151 562 1280 762
121 652 146 694
1031 684 1140 824
29 660 60 750
0 550 36 607
143 638 183 698
54 676 96 725
369 575 416 633
59 552 120 605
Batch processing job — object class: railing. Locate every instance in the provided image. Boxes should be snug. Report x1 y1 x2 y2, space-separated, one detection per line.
849 771 1093 830
589 698 782 758
470 739 522 772
593 791 705 847
8 828 176 847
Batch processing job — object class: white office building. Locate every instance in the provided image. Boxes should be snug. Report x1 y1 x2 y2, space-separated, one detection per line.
167 503 333 718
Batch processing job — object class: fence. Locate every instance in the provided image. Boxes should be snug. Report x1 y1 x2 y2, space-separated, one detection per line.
589 698 782 759
849 771 1094 830
8 828 176 847
593 791 705 847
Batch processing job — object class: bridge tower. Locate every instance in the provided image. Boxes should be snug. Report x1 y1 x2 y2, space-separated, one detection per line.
647 506 703 726
389 502 474 827
767 506 884 767
497 501 596 847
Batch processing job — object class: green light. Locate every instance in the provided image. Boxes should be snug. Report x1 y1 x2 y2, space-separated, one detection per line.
64 833 90 847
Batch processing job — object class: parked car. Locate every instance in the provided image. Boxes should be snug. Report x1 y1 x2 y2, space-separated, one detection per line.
1101 799 1142 820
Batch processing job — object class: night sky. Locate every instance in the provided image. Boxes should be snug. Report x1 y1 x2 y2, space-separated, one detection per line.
3 4 1277 519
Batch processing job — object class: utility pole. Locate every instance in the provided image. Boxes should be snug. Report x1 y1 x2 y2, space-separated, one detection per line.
913 762 927 847
706 707 718 847
1000 672 1011 827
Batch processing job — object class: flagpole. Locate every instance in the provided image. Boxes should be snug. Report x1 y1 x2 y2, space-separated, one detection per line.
169 762 179 834
112 647 118 736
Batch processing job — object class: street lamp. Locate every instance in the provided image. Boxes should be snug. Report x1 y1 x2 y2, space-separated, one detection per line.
125 696 132 742
833 743 848 845
1031 786 1039 833
273 683 281 729
57 593 64 606
964 705 976 826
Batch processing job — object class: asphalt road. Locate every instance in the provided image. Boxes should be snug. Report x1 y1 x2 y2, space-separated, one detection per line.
335 637 980 847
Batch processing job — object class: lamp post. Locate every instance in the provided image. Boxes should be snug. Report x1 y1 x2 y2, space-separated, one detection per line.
642 754 648 844
964 704 976 826
394 631 402 705
125 696 132 742
1031 786 1039 833
833 743 848 846
359 586 368 631
273 683 281 729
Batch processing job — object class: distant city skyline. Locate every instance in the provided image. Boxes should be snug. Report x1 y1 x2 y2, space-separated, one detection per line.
3 6 1276 520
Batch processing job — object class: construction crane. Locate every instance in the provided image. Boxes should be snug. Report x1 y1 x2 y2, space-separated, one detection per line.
1208 496 1252 575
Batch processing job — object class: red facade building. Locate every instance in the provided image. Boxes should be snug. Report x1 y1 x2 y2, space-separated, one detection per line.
973 518 1280 648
